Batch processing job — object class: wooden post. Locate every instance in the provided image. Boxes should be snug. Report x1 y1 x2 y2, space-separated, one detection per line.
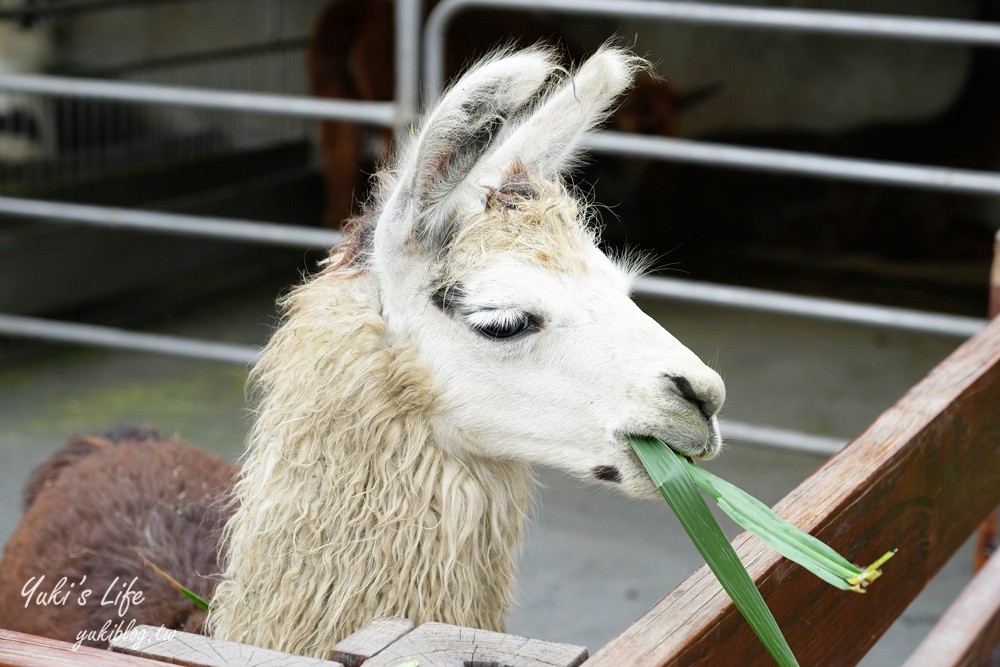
586 317 1000 667
975 230 1000 572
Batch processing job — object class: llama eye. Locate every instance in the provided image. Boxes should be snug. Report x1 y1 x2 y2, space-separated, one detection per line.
472 314 536 340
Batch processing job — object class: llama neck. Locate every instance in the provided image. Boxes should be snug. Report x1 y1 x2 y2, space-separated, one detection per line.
208 272 533 658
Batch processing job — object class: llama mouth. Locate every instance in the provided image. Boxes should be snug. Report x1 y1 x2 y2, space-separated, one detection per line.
639 436 694 463
617 432 699 463
611 435 692 491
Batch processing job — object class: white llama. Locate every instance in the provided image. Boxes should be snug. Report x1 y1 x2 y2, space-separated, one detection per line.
208 45 726 657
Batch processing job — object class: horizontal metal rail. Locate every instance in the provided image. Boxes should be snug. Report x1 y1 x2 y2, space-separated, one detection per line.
586 133 1000 197
0 0 232 21
425 0 1000 97
0 312 842 455
719 420 844 456
424 2 1000 195
0 73 398 126
0 197 343 249
74 38 310 79
0 314 258 365
1 196 983 337
631 277 985 338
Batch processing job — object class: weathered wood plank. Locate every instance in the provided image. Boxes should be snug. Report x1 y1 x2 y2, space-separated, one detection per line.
0 627 173 667
330 616 415 667
902 547 1000 667
364 622 588 667
110 624 342 667
587 316 1000 667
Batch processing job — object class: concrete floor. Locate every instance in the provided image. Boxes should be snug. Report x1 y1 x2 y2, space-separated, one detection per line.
0 281 977 665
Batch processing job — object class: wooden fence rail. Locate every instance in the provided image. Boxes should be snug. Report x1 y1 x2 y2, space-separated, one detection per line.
0 618 589 667
903 549 1000 667
587 314 1000 666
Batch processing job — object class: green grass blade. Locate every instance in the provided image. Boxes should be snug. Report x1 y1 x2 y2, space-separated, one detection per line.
714 497 854 591
629 436 800 667
178 586 212 612
686 460 895 591
137 551 214 612
687 465 859 579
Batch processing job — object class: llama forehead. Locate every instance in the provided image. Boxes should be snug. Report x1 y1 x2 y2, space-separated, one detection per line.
432 237 631 321
441 179 600 280
447 261 626 316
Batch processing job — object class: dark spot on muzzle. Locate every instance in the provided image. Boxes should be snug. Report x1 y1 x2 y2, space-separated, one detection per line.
592 465 622 484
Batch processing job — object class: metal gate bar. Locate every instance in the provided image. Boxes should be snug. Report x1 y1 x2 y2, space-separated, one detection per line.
0 0 227 21
0 197 343 249
0 73 399 126
632 277 984 338
0 312 843 453
586 133 1000 197
0 314 259 365
1 195 984 337
395 0 423 130
425 1 1000 193
9 69 1000 195
719 421 844 456
425 0 1000 95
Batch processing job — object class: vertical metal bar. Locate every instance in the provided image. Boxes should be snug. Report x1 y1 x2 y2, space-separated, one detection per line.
424 1 450 101
395 0 422 135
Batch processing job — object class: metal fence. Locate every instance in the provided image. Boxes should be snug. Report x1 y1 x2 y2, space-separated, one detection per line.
0 0 994 456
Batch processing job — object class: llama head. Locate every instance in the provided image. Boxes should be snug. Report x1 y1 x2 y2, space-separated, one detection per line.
361 45 725 498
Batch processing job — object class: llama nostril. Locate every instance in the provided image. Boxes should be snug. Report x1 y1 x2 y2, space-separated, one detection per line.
665 374 718 421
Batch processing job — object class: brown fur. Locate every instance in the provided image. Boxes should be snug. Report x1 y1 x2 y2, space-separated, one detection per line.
0 426 236 648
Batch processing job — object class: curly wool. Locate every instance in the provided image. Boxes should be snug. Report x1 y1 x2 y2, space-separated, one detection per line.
207 267 534 658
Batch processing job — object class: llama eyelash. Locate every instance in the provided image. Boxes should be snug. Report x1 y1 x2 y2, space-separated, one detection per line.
465 309 542 340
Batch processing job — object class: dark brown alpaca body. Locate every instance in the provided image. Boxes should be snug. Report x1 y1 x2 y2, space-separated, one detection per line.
0 426 235 648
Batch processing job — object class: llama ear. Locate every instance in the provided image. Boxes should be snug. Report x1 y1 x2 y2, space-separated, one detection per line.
384 46 558 252
476 46 644 182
